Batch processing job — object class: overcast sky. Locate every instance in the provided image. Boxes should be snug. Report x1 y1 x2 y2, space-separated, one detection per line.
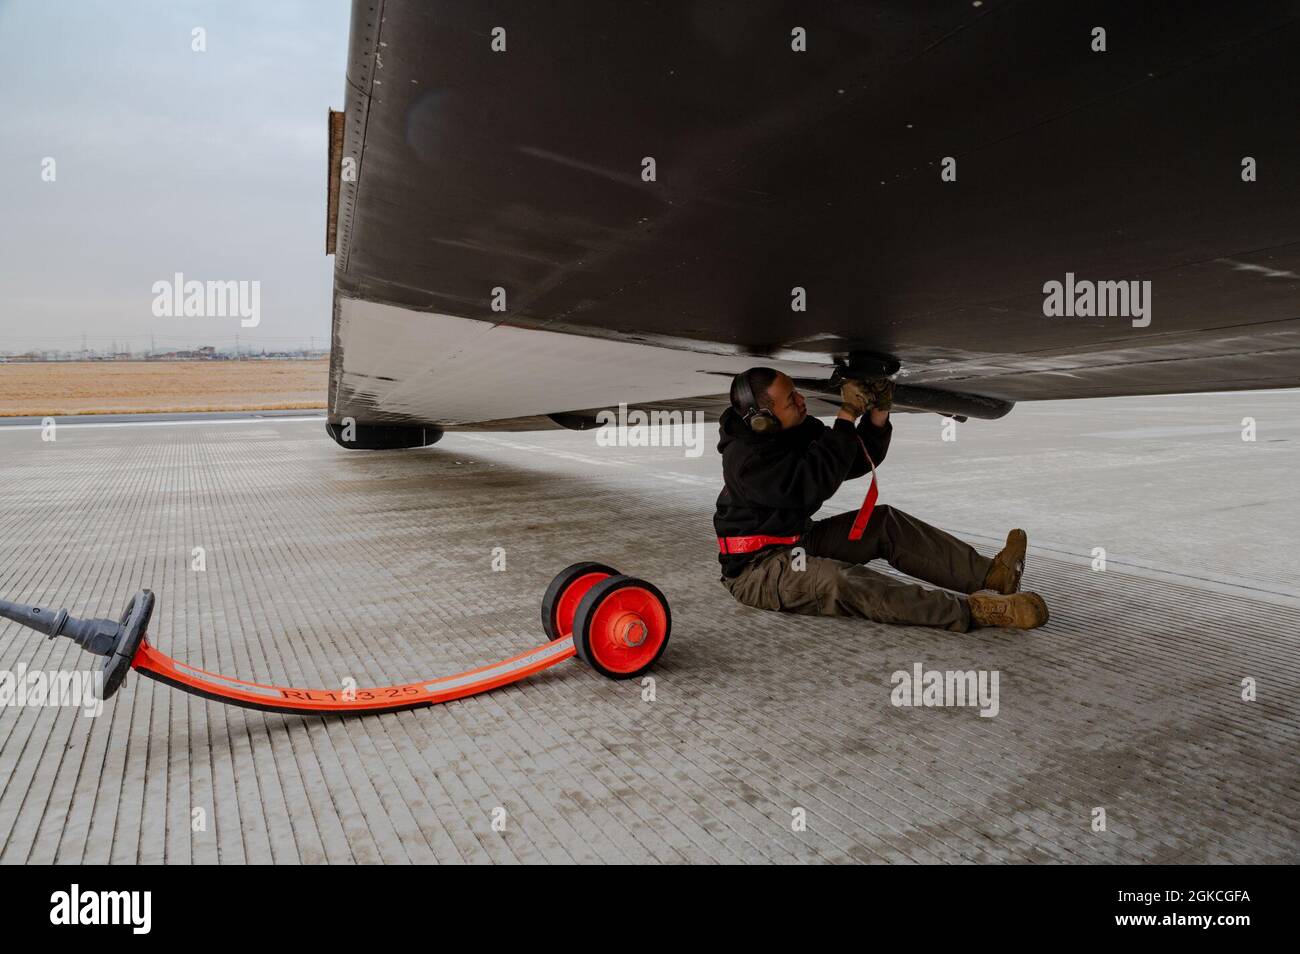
0 0 351 352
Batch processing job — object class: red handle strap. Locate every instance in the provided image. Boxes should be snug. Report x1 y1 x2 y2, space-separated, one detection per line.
848 439 878 541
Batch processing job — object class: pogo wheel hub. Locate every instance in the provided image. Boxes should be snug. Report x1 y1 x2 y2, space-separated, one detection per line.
614 614 648 648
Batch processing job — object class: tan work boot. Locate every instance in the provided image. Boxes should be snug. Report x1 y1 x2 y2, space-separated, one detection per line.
968 589 1049 630
982 529 1027 594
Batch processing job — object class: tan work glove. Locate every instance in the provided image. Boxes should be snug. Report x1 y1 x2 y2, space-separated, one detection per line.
868 378 895 412
839 379 871 418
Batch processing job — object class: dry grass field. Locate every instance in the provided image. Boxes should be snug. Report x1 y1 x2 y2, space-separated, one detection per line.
0 359 328 416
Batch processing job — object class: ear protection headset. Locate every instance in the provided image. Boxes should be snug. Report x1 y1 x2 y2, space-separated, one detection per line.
732 370 781 433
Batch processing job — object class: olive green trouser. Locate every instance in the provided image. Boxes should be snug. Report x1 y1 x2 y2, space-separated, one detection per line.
722 506 993 632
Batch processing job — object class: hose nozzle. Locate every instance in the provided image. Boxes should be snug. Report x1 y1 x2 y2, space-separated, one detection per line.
0 590 155 697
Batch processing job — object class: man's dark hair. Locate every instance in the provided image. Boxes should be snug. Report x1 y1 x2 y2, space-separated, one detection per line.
730 366 780 412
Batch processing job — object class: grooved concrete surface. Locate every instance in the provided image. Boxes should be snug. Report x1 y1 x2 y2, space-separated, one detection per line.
1 391 1298 864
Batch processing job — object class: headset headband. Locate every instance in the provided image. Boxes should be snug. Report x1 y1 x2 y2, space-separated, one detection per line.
734 370 758 417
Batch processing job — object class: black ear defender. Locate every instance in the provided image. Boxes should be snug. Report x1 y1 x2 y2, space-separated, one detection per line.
732 370 781 433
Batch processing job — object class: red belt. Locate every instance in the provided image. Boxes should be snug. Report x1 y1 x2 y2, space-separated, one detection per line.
717 534 800 555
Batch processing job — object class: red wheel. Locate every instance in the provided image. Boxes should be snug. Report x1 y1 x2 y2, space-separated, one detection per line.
540 562 618 641
572 575 671 680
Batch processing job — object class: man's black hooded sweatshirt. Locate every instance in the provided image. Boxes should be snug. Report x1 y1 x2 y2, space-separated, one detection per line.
713 408 892 577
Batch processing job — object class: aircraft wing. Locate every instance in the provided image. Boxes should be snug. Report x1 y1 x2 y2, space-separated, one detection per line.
326 0 1300 445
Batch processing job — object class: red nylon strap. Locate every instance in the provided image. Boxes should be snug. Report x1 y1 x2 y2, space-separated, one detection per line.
718 534 801 555
848 440 878 541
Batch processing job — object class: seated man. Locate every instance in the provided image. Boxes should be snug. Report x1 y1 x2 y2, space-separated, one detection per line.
714 367 1049 632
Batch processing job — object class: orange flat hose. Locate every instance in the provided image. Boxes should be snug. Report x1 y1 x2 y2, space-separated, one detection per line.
131 635 577 715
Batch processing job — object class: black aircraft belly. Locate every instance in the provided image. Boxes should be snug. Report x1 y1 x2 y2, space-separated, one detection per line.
330 0 1300 427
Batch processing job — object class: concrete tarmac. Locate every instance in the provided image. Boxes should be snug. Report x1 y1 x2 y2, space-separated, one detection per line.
1 391 1297 863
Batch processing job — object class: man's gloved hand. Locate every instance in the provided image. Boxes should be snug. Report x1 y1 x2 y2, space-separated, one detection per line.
839 379 871 418
868 378 895 412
